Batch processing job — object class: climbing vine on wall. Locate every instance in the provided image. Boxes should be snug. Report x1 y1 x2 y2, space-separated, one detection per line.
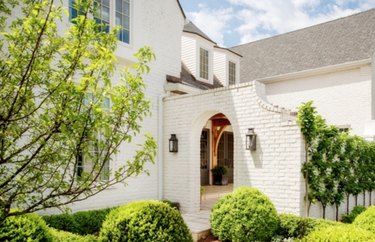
297 101 375 220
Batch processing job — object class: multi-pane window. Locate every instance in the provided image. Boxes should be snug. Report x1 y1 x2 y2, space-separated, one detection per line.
228 61 236 85
200 48 209 80
77 96 110 181
94 0 110 33
69 0 130 44
116 0 130 43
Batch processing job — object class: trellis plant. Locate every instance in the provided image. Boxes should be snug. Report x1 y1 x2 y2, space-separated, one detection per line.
297 102 375 220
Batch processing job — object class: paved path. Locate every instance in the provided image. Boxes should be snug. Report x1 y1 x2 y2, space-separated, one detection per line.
183 184 233 241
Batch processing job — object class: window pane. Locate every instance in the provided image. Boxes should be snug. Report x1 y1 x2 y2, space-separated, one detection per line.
102 6 110 22
123 2 130 16
116 0 122 12
116 0 130 43
123 16 129 29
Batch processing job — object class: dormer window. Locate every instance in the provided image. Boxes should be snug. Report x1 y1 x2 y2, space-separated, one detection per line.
229 61 236 85
200 48 209 80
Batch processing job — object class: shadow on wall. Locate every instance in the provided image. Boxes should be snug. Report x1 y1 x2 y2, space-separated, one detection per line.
251 135 263 168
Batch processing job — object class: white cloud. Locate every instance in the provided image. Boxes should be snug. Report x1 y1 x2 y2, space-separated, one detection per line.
229 0 365 44
185 4 234 46
184 0 374 46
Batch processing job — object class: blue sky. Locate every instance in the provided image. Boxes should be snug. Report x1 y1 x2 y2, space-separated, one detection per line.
179 0 375 47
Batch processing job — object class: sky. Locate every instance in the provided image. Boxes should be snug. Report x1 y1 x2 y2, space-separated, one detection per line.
179 0 375 47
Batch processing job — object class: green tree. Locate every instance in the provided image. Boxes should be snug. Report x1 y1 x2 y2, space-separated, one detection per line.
0 0 157 222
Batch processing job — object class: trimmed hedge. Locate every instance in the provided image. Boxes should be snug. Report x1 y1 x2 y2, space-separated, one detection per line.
0 212 52 242
49 228 97 242
100 200 192 242
342 205 367 223
302 224 375 241
276 213 340 240
43 207 113 235
353 206 375 233
210 187 279 242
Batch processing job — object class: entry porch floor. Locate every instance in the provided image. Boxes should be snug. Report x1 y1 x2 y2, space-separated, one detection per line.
182 184 233 241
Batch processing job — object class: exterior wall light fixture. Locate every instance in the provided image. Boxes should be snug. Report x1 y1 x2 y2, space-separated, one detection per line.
169 134 178 153
246 128 257 151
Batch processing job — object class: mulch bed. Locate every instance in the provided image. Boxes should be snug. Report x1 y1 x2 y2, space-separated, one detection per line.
198 232 219 242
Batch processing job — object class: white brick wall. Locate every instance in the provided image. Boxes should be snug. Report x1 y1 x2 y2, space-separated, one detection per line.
59 0 185 212
163 82 306 215
265 65 372 135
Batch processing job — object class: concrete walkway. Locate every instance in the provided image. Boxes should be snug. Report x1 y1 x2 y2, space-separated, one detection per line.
183 184 233 241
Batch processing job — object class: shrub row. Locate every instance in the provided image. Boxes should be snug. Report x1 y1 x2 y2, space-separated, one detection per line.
210 187 375 241
43 207 113 235
2 200 191 242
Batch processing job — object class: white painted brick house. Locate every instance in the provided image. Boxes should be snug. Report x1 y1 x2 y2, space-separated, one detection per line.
19 1 375 219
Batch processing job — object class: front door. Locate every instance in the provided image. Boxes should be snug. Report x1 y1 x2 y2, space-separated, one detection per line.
217 132 234 183
200 129 210 186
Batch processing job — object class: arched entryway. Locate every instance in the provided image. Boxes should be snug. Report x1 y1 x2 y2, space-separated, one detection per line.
200 113 234 210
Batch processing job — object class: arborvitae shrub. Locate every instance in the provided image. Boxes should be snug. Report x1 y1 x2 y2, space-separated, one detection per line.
210 187 279 242
99 200 193 242
353 206 375 233
342 205 367 223
0 212 52 242
302 224 375 241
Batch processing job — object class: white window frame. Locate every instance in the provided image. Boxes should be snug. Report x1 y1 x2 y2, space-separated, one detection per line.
200 48 209 80
228 61 236 85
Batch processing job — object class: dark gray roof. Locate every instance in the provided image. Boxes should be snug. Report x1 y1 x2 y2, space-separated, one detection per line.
183 21 216 44
231 8 375 82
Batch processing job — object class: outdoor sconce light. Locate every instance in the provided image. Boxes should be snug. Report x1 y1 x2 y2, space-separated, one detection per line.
246 128 257 151
169 134 178 153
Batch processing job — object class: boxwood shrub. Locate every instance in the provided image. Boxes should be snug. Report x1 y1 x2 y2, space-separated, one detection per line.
43 207 113 235
353 206 375 233
0 212 52 242
342 205 367 223
49 228 97 242
276 213 341 240
210 186 279 242
302 224 375 241
99 200 192 242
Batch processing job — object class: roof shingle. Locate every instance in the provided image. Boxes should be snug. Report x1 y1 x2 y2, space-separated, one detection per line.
230 9 375 82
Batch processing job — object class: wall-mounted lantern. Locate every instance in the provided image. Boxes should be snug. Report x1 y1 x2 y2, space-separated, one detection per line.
169 134 178 153
246 128 257 151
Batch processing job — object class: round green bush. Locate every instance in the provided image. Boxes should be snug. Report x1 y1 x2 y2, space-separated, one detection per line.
99 200 192 242
303 224 375 241
342 205 367 223
210 186 279 242
0 212 52 242
353 206 375 233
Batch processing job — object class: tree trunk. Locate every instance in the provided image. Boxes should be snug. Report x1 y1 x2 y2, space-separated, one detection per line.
363 192 366 206
346 194 350 215
304 140 309 217
370 190 372 205
335 204 339 221
355 194 358 206
322 204 326 219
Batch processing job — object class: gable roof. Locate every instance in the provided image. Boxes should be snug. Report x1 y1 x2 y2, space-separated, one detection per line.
183 20 217 44
176 0 186 19
230 8 375 82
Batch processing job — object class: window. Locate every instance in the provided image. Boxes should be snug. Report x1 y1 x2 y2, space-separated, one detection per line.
228 61 236 85
69 0 131 44
200 48 209 80
94 0 110 33
115 0 130 43
77 96 110 181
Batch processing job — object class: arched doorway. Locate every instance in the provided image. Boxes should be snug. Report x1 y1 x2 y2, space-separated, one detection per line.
200 113 234 210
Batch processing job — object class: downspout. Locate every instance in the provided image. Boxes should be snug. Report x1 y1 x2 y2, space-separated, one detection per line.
157 92 169 199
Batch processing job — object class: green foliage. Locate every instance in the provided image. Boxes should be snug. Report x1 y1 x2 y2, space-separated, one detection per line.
210 165 228 175
353 206 375 233
276 213 340 240
100 200 193 242
161 199 180 211
302 224 375 241
0 212 52 241
43 207 113 235
210 187 279 242
297 102 375 218
342 205 367 223
0 0 157 219
49 228 97 242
